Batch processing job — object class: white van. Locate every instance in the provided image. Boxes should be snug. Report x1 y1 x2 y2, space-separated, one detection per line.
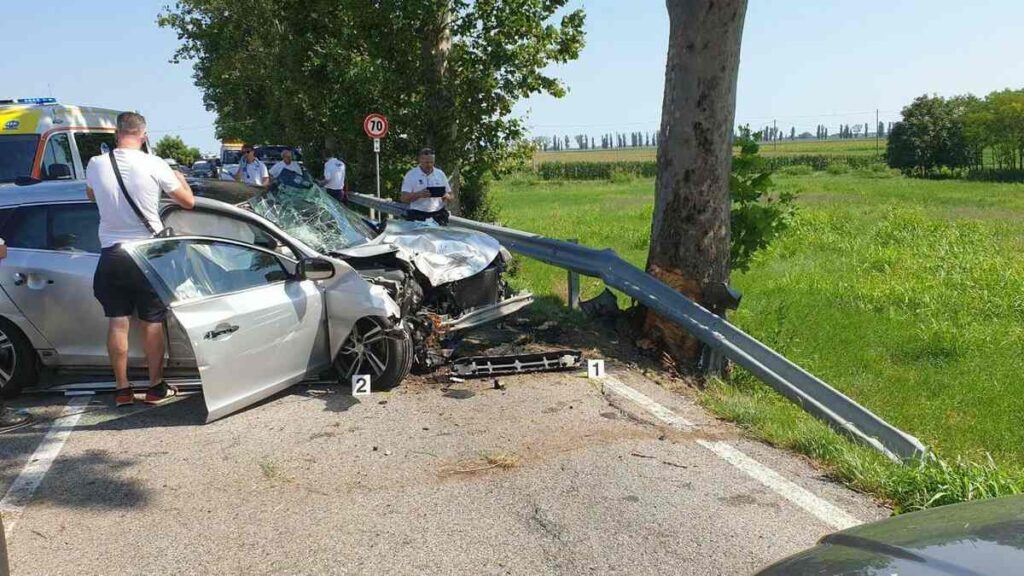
0 98 132 186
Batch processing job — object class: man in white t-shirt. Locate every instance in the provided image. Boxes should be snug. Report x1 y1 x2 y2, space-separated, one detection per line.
322 150 346 202
400 148 452 213
85 111 195 408
269 149 303 181
233 144 270 186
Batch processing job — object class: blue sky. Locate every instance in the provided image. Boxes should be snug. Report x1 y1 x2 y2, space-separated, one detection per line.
7 1 1024 152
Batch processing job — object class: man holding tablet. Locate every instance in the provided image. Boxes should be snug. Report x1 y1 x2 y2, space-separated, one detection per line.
400 148 452 214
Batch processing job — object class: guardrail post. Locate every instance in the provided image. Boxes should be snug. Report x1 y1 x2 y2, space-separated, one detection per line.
567 238 580 310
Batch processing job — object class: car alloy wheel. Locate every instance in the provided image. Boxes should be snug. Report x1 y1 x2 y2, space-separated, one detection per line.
0 328 17 391
334 317 412 391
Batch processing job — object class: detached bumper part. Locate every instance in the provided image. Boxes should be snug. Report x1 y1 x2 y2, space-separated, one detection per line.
451 350 582 377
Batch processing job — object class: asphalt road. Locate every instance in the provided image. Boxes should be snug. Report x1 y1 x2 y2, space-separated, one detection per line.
0 368 886 575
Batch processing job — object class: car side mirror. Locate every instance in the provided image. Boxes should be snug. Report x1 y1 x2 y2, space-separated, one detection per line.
297 257 335 281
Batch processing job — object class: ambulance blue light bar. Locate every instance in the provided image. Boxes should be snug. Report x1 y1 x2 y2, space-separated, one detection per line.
0 97 58 105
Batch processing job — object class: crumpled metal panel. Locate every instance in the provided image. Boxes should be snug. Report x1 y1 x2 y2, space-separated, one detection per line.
248 182 499 287
373 219 501 287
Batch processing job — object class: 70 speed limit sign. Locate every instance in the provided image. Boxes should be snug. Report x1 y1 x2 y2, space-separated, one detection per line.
363 113 389 139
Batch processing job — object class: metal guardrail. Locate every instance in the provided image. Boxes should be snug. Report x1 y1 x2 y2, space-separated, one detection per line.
349 193 928 462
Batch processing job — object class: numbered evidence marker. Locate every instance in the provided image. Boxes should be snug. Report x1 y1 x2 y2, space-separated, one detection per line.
587 359 605 379
352 374 372 396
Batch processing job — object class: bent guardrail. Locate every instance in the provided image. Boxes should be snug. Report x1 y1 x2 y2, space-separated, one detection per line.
349 193 928 462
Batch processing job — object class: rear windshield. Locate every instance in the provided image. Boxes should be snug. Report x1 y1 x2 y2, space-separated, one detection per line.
0 134 40 183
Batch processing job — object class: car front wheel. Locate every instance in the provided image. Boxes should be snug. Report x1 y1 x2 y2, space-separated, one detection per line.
334 317 412 391
0 318 38 399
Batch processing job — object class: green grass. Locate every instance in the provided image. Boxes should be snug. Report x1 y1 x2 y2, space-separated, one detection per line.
493 170 1024 509
533 138 886 163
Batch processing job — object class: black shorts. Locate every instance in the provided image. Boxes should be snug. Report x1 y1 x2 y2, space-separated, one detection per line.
325 188 346 203
93 246 167 323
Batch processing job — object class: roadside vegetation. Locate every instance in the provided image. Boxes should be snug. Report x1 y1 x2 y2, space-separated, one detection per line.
493 168 1024 512
533 137 885 164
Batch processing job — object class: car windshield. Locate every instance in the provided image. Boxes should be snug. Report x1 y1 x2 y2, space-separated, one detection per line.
249 175 374 253
221 149 242 165
0 134 41 183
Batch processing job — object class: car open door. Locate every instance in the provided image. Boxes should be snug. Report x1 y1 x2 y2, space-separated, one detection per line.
121 237 329 421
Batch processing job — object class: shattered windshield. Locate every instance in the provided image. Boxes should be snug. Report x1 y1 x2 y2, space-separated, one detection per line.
249 175 375 254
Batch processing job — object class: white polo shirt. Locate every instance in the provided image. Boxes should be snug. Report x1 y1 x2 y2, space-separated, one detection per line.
270 160 303 178
86 149 180 248
234 159 269 185
323 157 346 190
401 166 451 212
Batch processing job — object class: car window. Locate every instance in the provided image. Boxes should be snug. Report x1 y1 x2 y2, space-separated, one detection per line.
0 135 40 183
49 204 101 253
74 132 116 170
41 133 75 180
135 239 290 302
4 206 47 250
163 209 297 259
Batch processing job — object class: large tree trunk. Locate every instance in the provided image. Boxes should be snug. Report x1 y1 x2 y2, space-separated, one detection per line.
420 7 461 214
644 0 747 374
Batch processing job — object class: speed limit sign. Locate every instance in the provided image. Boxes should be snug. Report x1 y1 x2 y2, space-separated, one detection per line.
363 113 389 139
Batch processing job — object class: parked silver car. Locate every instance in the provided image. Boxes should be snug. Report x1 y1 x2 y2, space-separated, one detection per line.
0 181 407 421
0 177 530 420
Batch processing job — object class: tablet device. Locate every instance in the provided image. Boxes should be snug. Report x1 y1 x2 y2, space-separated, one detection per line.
428 186 447 198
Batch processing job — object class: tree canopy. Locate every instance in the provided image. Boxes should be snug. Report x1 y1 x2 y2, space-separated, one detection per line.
153 134 201 166
886 94 981 174
159 0 585 219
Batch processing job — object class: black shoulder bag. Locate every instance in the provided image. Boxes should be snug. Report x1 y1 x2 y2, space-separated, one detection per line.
108 150 174 238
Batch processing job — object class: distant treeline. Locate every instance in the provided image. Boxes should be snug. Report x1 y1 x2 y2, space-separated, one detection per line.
535 132 659 151
887 89 1024 180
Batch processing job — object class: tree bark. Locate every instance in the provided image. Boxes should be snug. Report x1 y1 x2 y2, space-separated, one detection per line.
420 6 461 214
644 0 747 374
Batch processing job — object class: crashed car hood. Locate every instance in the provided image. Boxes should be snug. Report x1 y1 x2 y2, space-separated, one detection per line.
372 219 501 287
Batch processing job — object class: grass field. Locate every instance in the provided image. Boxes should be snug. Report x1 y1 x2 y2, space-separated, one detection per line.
493 171 1024 495
533 138 886 163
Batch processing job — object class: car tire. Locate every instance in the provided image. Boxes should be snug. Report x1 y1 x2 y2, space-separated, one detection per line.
0 317 38 399
334 317 412 391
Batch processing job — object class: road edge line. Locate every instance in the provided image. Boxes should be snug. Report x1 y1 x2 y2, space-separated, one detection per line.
1 397 90 539
601 375 861 531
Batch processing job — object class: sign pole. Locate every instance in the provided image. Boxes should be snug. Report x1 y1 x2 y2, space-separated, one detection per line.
363 113 389 222
373 137 381 221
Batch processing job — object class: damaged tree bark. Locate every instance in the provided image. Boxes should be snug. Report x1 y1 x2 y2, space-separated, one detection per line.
644 0 748 375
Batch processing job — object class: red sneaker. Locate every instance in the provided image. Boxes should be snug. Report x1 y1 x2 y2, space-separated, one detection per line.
115 387 134 407
144 381 179 405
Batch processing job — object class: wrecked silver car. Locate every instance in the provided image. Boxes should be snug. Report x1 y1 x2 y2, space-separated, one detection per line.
187 177 534 370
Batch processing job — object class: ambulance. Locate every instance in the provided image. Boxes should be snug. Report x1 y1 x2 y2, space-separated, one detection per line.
0 98 130 186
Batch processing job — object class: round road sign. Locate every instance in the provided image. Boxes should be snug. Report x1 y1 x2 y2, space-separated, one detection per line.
363 114 389 139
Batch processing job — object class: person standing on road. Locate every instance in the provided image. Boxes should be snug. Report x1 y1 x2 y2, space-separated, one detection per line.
86 112 195 408
233 144 270 186
269 149 303 181
400 148 452 214
322 149 346 202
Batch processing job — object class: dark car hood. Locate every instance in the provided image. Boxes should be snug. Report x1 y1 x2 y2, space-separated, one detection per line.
757 495 1024 575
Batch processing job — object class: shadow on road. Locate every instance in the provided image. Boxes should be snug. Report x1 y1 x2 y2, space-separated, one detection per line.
23 449 151 510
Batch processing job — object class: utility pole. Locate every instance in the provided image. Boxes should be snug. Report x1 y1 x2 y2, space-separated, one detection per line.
875 108 879 154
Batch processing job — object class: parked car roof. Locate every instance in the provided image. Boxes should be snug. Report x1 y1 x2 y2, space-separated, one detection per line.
0 178 259 207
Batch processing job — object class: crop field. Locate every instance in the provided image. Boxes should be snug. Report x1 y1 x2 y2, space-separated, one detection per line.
532 138 886 163
494 170 1024 471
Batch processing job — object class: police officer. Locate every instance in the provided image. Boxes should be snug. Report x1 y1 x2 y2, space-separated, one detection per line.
400 148 452 213
322 148 346 202
233 144 270 186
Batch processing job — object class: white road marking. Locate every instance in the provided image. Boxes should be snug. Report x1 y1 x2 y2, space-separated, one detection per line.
1 397 90 538
601 376 861 531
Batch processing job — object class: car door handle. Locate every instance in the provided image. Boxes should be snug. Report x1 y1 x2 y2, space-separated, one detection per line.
204 324 239 340
12 273 53 288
